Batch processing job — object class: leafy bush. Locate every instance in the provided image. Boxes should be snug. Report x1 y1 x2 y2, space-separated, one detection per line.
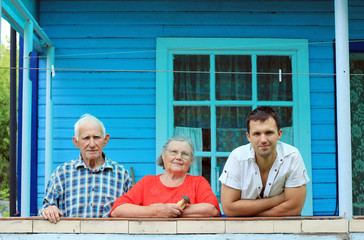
0 39 10 202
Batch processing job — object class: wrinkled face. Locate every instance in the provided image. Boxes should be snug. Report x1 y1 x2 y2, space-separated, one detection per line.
162 141 193 175
246 117 282 159
72 120 110 164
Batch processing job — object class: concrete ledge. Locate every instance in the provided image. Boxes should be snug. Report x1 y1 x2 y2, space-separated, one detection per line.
0 216 362 234
81 220 128 233
0 220 32 233
351 218 364 232
302 219 348 233
33 220 80 233
129 220 176 234
177 220 225 233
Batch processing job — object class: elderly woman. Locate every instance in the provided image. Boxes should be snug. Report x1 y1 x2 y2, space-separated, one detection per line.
110 135 221 218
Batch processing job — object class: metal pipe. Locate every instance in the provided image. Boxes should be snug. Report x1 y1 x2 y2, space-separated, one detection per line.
9 0 54 47
45 46 55 185
20 19 33 217
335 0 352 218
9 26 17 217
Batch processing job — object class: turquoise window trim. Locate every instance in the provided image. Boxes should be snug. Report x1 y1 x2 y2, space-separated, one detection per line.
156 38 312 216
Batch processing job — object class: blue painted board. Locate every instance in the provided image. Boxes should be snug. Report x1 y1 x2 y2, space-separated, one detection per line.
311 153 336 169
38 118 156 129
311 140 337 154
40 12 335 26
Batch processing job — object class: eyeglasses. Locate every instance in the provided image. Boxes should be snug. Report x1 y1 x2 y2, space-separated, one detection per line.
167 150 191 160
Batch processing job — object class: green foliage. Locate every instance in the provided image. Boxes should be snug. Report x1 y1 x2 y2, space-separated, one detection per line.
0 39 10 201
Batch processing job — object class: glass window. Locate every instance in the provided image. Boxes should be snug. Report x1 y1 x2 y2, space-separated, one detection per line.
156 38 312 215
257 56 292 101
216 55 252 100
172 54 294 190
173 55 210 101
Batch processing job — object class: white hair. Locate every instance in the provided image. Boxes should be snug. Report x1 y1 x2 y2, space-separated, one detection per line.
74 114 106 140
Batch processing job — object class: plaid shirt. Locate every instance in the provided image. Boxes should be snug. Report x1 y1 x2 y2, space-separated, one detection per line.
38 154 133 218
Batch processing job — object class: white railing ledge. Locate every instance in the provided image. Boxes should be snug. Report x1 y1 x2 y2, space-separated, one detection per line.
0 216 362 234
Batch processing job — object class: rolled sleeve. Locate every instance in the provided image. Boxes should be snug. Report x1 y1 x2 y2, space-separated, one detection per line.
285 151 310 188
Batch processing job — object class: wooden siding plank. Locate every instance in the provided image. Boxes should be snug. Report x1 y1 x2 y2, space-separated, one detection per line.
38 150 156 165
38 118 156 129
38 128 156 140
311 109 336 123
41 25 336 42
312 153 336 169
50 38 157 49
38 105 155 118
38 78 156 89
310 92 335 108
40 0 335 12
313 199 337 215
313 183 337 198
311 140 336 154
37 139 155 150
40 12 335 26
312 169 337 183
47 58 155 70
310 77 335 92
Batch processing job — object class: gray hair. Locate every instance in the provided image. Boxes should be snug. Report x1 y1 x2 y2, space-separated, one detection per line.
74 114 106 140
157 135 195 168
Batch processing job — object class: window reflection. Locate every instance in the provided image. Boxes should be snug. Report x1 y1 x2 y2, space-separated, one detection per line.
257 56 292 101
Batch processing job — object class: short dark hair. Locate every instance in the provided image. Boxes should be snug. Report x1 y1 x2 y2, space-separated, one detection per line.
246 106 281 133
156 135 195 169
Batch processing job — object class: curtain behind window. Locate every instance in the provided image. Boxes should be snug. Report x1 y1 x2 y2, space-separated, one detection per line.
350 53 364 215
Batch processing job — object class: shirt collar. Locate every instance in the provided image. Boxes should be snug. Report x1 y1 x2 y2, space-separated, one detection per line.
75 153 113 171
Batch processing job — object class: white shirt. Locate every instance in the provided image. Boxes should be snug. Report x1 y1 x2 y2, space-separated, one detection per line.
219 141 310 199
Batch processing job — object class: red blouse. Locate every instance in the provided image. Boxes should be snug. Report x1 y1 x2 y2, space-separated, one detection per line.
111 174 220 213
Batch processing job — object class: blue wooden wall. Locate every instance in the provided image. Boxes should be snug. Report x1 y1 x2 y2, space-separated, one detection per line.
35 0 364 215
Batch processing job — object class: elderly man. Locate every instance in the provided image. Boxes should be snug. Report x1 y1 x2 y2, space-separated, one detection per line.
219 106 309 217
38 114 133 223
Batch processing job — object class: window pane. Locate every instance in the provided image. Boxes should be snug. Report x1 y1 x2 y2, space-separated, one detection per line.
174 106 211 151
173 55 210 101
271 106 293 145
257 56 292 101
202 157 211 184
350 52 364 215
215 55 252 100
216 106 251 152
216 157 228 201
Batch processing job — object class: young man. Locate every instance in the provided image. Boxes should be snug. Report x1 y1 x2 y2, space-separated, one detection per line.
219 106 309 217
38 114 133 223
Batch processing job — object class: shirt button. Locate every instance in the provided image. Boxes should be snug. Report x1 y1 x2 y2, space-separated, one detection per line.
269 183 271 186
275 169 277 172
255 172 257 174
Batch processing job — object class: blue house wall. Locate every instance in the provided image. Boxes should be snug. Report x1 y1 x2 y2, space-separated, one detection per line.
35 0 364 215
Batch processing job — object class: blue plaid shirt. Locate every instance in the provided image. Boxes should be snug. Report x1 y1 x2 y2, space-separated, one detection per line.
38 154 133 218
